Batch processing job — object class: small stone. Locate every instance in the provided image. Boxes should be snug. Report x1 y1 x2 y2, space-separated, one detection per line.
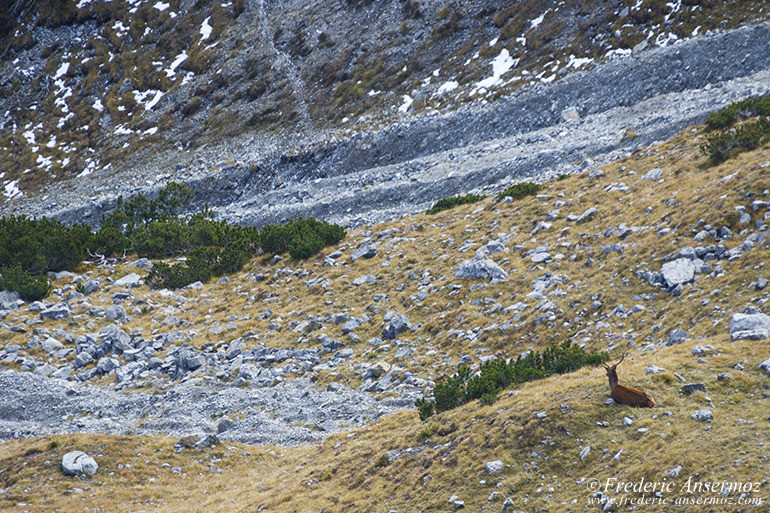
667 465 682 477
351 244 377 262
691 409 714 422
579 446 591 460
642 168 663 180
682 383 707 395
623 417 633 426
485 460 504 475
717 372 732 381
667 328 688 346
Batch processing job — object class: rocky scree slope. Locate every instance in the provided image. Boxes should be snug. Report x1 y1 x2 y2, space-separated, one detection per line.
2 0 770 227
1 124 769 455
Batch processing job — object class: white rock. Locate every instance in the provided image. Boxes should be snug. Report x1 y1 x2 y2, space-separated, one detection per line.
62 451 98 477
485 460 504 474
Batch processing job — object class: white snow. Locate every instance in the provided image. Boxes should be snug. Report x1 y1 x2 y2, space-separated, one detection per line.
93 98 104 112
134 90 164 110
471 49 516 95
46 135 57 148
54 62 69 79
165 52 188 77
489 37 498 47
77 159 98 178
516 36 526 47
531 10 548 28
436 81 459 95
154 2 170 11
143 127 158 135
398 95 413 113
3 180 23 200
112 20 128 34
76 0 93 8
567 55 594 69
22 130 36 145
200 16 212 41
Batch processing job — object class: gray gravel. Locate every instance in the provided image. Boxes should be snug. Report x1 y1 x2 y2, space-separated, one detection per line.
0 369 410 445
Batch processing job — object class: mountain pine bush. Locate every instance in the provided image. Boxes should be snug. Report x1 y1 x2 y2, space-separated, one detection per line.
417 341 608 420
426 194 485 215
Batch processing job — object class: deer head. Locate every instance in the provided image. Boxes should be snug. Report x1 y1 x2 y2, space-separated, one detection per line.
603 353 627 390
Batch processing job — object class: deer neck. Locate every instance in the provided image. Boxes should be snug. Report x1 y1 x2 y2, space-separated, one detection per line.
608 370 619 390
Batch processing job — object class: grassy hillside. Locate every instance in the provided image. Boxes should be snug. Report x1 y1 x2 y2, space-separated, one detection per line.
1 120 769 511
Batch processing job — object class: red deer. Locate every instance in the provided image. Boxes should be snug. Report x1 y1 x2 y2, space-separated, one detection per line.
604 353 655 408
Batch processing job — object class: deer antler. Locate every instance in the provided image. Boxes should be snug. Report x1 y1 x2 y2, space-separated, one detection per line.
616 353 628 366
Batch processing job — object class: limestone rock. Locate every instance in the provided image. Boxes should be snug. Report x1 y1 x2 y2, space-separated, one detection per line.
62 451 98 477
454 257 507 281
730 312 770 341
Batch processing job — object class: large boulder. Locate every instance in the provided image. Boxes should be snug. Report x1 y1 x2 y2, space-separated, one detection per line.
730 312 770 341
62 451 98 477
660 258 696 289
0 290 21 310
382 314 413 340
454 257 507 281
40 303 72 320
350 244 376 262
113 273 143 288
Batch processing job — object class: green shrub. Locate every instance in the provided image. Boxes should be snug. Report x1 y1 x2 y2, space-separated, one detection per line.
0 266 50 302
259 217 345 259
496 182 541 202
416 341 608 419
701 118 770 164
0 216 92 274
426 194 485 215
704 95 770 130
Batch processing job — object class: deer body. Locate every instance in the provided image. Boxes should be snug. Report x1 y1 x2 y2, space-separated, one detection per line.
605 354 655 408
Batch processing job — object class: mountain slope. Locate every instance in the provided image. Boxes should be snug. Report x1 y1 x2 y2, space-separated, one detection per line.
1 116 769 511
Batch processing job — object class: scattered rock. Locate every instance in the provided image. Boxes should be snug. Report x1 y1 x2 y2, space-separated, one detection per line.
113 273 143 288
666 329 688 346
485 460 504 475
642 168 663 180
454 257 507 281
40 303 72 321
730 312 770 341
382 314 413 339
660 258 696 289
61 451 98 477
691 409 713 422
351 245 377 262
681 383 707 395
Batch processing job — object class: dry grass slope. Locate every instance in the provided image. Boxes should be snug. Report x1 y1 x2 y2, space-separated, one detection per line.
1 123 769 512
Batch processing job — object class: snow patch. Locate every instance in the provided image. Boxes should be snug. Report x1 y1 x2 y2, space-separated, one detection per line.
134 90 164 110
471 49 517 95
200 16 212 41
436 81 459 95
530 10 548 28
398 95 413 113
54 62 70 79
3 180 22 200
165 52 188 78
93 99 104 112
154 2 170 11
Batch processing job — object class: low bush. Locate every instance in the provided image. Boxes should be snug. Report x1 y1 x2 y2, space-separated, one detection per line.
704 95 770 130
426 194 485 215
416 341 608 420
0 266 50 302
0 216 92 274
701 118 770 164
496 182 541 202
259 217 346 258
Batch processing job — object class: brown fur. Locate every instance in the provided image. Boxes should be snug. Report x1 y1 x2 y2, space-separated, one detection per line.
604 354 655 408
